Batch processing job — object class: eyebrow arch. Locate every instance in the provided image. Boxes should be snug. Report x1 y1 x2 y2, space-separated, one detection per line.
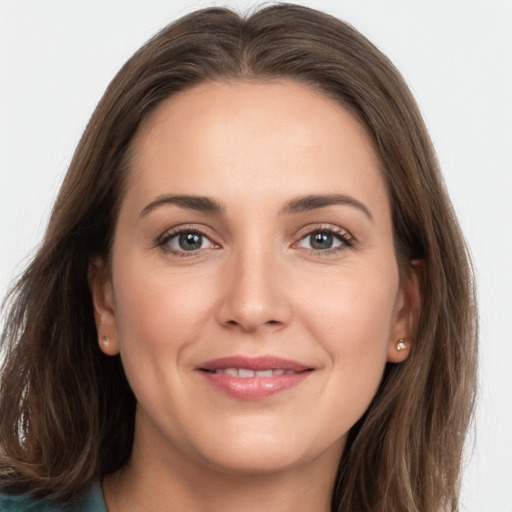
139 194 225 218
282 194 373 221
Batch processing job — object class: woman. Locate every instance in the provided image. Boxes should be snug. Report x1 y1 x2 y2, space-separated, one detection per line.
0 4 477 511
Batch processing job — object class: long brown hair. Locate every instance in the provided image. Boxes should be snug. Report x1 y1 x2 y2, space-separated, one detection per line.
0 5 477 511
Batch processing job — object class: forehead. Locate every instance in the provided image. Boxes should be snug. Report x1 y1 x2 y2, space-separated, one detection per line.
124 79 389 216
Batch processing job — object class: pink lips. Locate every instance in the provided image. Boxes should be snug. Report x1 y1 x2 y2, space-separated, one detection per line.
195 356 313 400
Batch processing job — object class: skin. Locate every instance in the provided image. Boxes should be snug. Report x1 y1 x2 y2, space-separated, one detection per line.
91 80 419 512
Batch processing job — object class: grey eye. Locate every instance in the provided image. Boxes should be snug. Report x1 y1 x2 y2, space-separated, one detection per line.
298 231 343 251
165 231 214 252
311 232 333 250
178 233 203 251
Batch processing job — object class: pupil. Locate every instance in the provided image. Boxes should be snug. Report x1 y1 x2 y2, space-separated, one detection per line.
179 233 202 250
311 232 333 250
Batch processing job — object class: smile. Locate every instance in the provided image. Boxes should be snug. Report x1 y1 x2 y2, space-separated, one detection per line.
196 356 313 400
204 368 300 377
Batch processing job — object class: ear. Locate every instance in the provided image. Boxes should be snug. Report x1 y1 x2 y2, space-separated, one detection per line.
386 259 423 363
88 257 120 356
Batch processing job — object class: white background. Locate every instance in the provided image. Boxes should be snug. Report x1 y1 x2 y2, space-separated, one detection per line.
1 1 511 510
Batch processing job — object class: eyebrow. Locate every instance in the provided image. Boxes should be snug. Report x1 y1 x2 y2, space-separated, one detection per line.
139 194 225 218
138 193 372 221
281 194 373 220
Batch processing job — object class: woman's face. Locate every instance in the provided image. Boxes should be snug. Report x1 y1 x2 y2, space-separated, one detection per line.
92 80 417 477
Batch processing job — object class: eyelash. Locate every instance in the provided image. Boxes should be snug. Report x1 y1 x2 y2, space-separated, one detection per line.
293 225 354 256
157 225 218 257
156 224 354 257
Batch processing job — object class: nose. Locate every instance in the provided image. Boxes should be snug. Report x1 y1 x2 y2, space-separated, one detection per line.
216 245 292 333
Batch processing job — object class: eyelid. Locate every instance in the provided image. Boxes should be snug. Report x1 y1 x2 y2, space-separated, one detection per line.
292 224 355 253
155 223 354 257
156 224 220 255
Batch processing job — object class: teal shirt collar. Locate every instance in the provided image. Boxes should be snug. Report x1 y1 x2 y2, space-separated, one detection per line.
0 482 107 511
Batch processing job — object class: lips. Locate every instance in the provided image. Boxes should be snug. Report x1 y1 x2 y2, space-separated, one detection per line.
195 356 313 400
206 368 298 377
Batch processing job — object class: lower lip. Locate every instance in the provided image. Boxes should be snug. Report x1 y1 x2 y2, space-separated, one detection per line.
199 371 312 400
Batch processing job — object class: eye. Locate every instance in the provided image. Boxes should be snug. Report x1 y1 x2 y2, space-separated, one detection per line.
159 229 217 255
299 232 341 250
295 227 353 254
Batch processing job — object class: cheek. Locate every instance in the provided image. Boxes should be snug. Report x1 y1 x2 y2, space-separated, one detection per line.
112 257 214 348
294 261 399 408
109 257 222 425
298 261 398 346
109 255 221 406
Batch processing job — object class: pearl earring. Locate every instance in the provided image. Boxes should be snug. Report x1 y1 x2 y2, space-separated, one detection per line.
102 336 111 347
396 338 407 351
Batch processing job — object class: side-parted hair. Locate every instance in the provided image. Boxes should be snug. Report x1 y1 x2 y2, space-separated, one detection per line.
0 5 477 511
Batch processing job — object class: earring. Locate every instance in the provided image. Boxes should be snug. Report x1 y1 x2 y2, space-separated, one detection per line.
102 336 111 347
396 338 407 351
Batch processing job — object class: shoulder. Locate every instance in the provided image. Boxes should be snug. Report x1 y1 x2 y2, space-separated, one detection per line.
0 483 106 512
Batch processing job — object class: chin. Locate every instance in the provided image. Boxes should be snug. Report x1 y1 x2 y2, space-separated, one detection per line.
202 445 308 476
189 423 345 477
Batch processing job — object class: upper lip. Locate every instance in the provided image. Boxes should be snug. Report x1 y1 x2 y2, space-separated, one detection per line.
196 355 312 372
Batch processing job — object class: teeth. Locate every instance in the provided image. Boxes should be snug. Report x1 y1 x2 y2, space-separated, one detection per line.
255 369 273 377
211 368 296 377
